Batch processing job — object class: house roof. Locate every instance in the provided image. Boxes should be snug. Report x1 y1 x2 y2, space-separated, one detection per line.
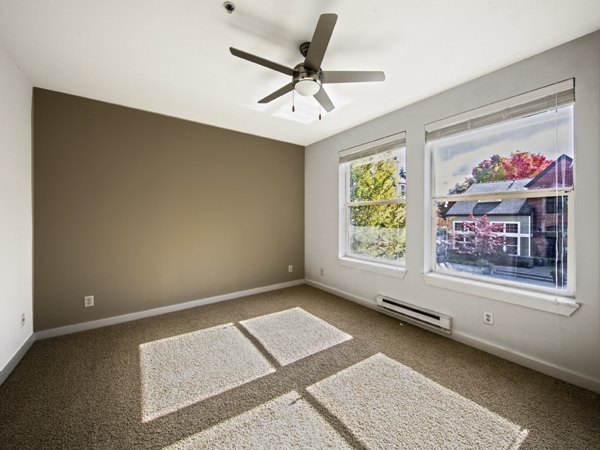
465 178 532 194
446 154 574 217
445 178 532 216
525 154 573 188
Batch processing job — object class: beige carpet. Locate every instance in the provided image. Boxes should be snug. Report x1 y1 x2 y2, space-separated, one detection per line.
307 353 527 449
164 391 352 449
240 307 352 365
140 323 275 422
0 285 599 449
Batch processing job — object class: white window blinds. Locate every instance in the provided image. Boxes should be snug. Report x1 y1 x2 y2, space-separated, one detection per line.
339 132 406 164
425 79 574 142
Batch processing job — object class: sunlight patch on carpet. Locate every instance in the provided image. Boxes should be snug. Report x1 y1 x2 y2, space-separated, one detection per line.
139 323 275 422
163 391 352 449
307 353 528 449
239 307 352 366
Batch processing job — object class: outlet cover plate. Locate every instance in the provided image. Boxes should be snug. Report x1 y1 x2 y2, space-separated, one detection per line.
483 311 494 325
84 295 95 308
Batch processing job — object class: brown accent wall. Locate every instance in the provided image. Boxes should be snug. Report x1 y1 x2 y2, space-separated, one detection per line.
33 89 304 331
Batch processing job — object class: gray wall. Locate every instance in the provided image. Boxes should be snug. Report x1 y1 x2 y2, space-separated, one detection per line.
34 89 304 331
305 30 600 392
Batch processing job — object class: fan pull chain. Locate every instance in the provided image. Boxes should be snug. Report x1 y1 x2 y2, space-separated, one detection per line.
292 91 295 112
319 106 322 120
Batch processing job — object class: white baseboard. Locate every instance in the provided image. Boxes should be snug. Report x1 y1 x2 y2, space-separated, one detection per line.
306 278 600 394
15 277 600 394
451 330 600 393
305 279 376 310
0 333 35 386
35 279 305 340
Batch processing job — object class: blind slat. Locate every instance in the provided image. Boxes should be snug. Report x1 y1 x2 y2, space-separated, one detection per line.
426 82 574 142
339 133 406 164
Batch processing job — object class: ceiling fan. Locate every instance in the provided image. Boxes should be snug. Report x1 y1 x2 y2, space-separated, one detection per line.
229 13 385 113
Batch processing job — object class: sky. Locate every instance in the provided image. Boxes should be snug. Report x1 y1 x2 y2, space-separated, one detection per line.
432 105 574 197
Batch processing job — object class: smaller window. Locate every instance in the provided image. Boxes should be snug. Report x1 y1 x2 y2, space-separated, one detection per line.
339 133 407 269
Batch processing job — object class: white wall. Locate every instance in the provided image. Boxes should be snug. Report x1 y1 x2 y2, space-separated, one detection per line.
306 31 600 393
0 42 33 375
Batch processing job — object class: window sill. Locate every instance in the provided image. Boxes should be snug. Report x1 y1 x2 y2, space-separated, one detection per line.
422 272 579 316
338 257 407 279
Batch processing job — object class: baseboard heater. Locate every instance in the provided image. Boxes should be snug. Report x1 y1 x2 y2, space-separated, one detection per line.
376 295 452 334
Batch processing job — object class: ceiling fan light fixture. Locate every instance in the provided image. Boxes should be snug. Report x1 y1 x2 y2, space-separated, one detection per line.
294 78 321 97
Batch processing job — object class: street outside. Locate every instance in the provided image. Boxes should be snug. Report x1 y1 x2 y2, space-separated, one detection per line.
441 261 562 289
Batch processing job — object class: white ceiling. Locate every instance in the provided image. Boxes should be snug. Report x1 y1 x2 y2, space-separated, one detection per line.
0 1 599 146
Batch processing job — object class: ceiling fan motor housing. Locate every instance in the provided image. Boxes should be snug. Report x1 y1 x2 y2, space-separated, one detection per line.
293 63 322 96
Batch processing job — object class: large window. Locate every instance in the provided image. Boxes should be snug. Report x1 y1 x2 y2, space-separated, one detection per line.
427 80 574 295
339 133 406 270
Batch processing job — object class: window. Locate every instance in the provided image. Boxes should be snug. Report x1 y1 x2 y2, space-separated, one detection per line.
504 237 519 256
453 221 523 256
339 133 406 271
545 196 564 214
491 222 523 256
427 80 574 295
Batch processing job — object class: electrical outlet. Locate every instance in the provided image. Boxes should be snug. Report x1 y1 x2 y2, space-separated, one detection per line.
320 267 324 276
483 311 494 325
20 313 25 327
288 265 294 273
84 295 95 308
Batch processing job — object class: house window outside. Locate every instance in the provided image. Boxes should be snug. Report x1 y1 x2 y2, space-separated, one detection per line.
545 196 564 214
505 237 519 255
491 222 522 256
454 220 524 256
339 133 406 269
428 80 575 295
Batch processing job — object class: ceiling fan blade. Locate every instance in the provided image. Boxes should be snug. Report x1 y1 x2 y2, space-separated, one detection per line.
230 47 294 76
258 83 294 103
304 14 338 71
314 87 334 112
322 71 386 83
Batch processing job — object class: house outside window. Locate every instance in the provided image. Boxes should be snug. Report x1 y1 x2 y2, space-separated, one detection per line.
453 220 524 256
338 133 406 273
427 80 575 295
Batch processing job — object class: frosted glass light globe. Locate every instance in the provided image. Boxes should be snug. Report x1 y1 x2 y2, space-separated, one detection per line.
295 79 321 96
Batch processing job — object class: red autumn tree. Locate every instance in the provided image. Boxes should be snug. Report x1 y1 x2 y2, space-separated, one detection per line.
450 215 505 257
499 151 552 180
449 151 553 194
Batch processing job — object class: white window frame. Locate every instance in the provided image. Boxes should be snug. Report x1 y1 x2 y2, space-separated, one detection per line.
338 132 407 278
423 80 578 315
489 221 522 256
451 220 526 256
